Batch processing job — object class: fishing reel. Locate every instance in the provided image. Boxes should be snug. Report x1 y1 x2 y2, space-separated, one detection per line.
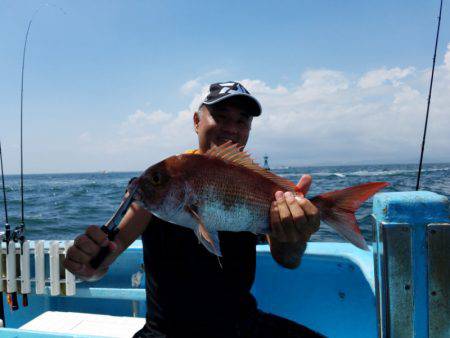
11 225 25 245
0 221 28 311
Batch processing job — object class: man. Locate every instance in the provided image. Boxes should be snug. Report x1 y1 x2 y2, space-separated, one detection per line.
64 82 324 338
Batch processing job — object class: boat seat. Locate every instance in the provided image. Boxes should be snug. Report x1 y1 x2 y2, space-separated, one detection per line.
20 311 146 337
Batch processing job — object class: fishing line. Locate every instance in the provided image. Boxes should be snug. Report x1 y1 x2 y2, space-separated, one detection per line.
416 0 444 190
14 3 66 244
12 2 67 310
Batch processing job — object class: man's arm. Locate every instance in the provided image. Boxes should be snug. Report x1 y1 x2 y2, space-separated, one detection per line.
268 175 320 269
63 201 152 281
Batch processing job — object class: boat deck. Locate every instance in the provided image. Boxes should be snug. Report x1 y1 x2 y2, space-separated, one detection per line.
1 241 377 337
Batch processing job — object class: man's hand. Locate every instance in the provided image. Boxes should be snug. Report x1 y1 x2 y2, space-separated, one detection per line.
268 174 320 268
63 225 119 281
64 200 152 281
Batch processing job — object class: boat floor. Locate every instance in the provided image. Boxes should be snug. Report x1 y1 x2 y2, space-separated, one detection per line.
20 311 145 338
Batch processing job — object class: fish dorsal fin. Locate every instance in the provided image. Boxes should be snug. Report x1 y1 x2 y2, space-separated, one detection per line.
205 141 295 192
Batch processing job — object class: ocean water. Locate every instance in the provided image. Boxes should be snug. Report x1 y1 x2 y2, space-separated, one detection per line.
0 163 449 243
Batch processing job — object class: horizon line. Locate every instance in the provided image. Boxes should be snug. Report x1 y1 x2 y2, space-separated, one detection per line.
2 160 450 176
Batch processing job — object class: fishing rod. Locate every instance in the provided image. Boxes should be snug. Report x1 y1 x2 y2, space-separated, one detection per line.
416 0 444 190
6 3 66 311
0 141 15 315
0 141 19 311
12 3 66 245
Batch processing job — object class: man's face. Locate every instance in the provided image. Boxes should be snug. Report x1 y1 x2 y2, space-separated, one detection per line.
194 102 253 153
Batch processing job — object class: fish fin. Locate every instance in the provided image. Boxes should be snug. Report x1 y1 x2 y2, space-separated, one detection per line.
185 205 222 258
311 182 389 251
205 141 295 192
199 230 223 268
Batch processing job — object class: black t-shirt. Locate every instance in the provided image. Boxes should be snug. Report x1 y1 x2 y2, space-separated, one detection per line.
142 214 258 336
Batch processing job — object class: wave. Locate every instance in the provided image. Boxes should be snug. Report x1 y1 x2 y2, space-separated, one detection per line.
277 166 450 178
312 172 347 178
277 172 348 178
347 167 450 177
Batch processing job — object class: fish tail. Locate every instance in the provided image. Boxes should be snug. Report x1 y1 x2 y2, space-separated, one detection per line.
310 182 389 250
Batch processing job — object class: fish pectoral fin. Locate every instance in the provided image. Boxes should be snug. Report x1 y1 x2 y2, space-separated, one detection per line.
199 230 223 268
185 205 222 258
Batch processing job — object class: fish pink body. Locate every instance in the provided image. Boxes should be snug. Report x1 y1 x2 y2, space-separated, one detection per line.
134 142 388 255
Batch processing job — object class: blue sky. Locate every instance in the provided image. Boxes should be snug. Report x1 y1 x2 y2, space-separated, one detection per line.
1 1 449 173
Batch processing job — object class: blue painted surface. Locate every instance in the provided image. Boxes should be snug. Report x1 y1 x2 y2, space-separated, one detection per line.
1 242 377 338
373 191 449 224
373 191 449 338
254 244 376 337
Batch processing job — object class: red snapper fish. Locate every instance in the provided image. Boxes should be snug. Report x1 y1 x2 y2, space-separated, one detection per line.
132 142 388 256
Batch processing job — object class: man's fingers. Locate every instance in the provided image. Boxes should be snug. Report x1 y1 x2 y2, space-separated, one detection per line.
86 225 108 247
66 245 91 264
295 196 321 235
270 201 287 242
93 241 119 269
63 224 117 282
63 258 83 273
74 234 101 256
270 184 320 246
63 260 98 279
284 192 306 225
275 191 293 226
296 174 312 196
275 191 300 242
282 192 305 242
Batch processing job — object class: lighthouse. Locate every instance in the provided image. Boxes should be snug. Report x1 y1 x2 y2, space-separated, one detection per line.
263 154 270 171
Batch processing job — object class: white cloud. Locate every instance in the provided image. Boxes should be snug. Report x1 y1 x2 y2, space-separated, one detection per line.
180 69 227 95
300 69 349 92
444 43 450 70
358 66 415 88
95 107 197 163
180 79 200 95
78 132 92 143
123 109 171 127
83 44 450 170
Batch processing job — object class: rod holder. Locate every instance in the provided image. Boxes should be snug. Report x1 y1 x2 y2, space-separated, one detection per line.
34 240 45 295
20 240 31 294
49 241 60 296
373 191 449 338
6 241 17 293
0 240 77 298
64 241 76 296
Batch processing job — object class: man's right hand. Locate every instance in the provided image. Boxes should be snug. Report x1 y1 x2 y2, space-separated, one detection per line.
63 225 118 281
64 199 152 281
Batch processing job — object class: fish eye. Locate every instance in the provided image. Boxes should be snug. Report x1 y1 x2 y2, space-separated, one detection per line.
150 172 161 185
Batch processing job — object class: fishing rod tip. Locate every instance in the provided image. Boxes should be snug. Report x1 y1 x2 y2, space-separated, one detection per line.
42 3 68 15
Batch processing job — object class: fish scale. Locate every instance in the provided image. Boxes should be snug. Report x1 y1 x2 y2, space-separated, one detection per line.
192 166 272 232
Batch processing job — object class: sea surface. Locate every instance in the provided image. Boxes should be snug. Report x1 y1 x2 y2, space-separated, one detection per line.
1 163 449 243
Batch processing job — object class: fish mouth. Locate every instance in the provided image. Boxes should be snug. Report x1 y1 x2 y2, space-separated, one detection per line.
127 178 146 203
132 188 144 203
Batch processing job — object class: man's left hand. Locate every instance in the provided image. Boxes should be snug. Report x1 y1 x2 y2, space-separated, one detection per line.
268 175 320 268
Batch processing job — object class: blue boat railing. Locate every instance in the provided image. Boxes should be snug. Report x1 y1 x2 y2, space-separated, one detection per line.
0 190 448 338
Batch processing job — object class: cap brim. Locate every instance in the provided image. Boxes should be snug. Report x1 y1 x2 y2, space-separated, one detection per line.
203 93 261 116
